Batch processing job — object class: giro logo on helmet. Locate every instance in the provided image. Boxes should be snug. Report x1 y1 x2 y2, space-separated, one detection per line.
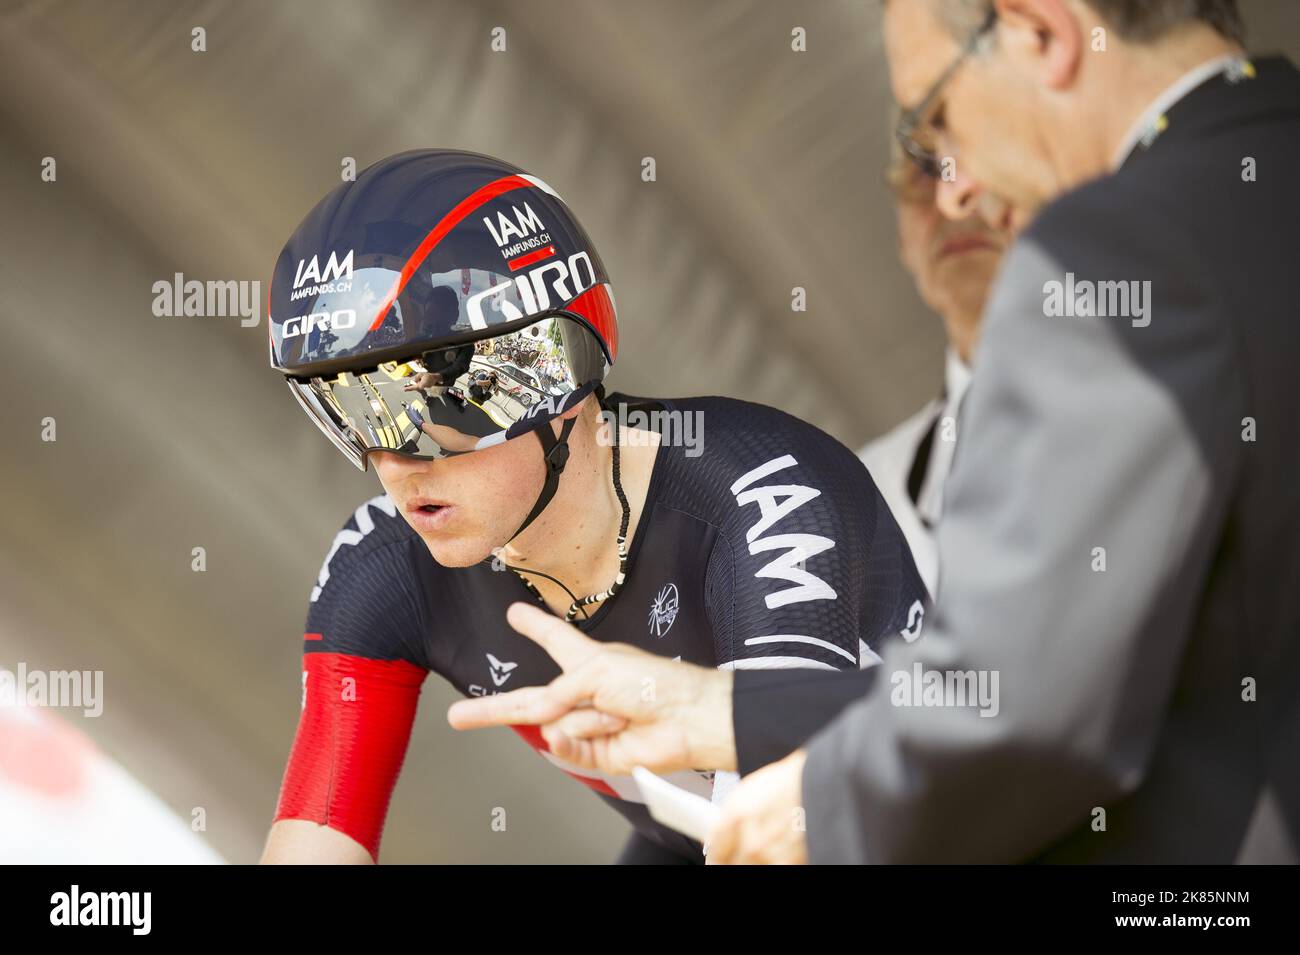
466 250 597 330
283 308 357 339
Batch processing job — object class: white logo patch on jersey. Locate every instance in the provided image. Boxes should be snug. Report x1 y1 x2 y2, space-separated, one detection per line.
487 653 518 687
900 599 926 642
648 583 680 637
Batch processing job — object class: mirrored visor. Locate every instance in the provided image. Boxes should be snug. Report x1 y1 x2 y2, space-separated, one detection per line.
284 314 608 471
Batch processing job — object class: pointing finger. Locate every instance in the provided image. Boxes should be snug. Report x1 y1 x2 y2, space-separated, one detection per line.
505 602 602 671
447 685 569 730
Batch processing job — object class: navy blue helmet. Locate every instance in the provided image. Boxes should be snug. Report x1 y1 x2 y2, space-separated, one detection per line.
269 150 619 479
270 149 618 377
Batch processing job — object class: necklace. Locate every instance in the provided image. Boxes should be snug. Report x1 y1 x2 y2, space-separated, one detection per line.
506 436 631 622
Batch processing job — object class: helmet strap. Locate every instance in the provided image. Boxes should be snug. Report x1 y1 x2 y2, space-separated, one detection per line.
496 404 632 622
504 414 577 544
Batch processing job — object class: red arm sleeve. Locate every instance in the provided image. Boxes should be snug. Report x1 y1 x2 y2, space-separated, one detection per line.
274 650 428 862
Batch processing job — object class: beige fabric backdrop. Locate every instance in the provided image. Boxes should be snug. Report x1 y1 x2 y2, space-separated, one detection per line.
1 0 1295 862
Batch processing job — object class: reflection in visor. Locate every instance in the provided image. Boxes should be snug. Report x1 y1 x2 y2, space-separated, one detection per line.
285 315 608 471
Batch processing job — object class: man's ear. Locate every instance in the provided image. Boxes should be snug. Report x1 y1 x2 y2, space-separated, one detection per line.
994 0 1084 91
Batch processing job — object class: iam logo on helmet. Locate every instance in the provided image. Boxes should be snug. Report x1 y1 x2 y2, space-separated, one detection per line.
483 202 554 263
290 250 354 302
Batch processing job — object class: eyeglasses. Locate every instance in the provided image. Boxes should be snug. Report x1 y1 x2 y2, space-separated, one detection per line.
885 155 938 204
894 8 998 178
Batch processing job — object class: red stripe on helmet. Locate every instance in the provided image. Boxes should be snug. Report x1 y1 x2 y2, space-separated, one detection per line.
366 174 533 332
506 244 556 272
566 283 619 363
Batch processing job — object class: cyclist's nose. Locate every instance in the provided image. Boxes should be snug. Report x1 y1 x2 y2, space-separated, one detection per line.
371 448 439 478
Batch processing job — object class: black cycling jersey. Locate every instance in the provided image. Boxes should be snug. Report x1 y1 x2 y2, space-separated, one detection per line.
275 395 928 862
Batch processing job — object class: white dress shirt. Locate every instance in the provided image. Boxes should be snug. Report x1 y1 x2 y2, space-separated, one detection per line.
858 348 971 598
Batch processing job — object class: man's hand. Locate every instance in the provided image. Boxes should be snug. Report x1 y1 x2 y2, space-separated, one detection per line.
447 602 738 774
707 750 809 865
404 372 439 391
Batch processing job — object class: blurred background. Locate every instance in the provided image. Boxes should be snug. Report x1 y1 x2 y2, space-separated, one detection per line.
1 0 1296 863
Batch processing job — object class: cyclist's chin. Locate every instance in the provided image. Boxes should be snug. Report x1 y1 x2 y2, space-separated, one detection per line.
413 525 499 568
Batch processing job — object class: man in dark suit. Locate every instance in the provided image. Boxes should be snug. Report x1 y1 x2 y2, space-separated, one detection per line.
448 0 1300 863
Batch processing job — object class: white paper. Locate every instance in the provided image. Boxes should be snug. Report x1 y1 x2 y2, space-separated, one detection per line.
633 765 721 844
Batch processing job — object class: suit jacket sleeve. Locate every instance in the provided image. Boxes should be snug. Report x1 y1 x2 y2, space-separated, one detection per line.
799 179 1243 862
732 667 876 774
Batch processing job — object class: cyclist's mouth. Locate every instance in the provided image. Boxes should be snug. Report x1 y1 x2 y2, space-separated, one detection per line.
407 498 454 531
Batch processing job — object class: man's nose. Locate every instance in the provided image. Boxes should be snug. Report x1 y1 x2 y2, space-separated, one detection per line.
935 161 983 221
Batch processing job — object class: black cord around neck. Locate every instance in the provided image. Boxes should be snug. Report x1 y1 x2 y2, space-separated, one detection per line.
505 429 631 622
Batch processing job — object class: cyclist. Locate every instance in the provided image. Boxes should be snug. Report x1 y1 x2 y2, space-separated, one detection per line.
262 149 927 863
